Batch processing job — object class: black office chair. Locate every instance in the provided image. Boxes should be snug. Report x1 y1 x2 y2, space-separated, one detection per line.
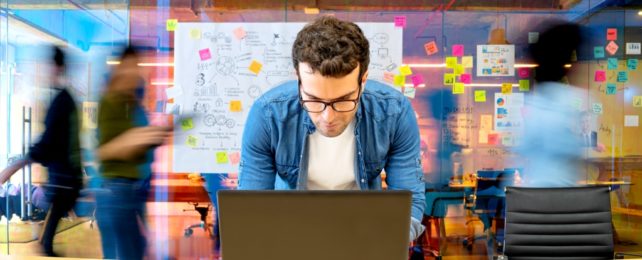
502 186 642 260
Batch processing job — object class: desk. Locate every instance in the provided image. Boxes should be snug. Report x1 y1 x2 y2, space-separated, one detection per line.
588 156 642 181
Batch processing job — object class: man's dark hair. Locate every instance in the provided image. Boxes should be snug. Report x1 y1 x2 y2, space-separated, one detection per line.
52 46 65 69
530 22 582 82
120 45 139 60
292 16 370 81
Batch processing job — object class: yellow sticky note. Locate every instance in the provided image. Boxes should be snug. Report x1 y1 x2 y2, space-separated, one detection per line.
453 83 465 94
186 135 198 148
249 60 263 75
445 57 458 68
462 56 473 68
189 28 201 39
166 19 178 31
443 73 455 85
634 96 642 107
399 65 413 76
216 152 229 164
454 64 464 75
474 90 486 102
501 83 513 94
394 75 405 87
181 118 194 131
519 80 530 92
230 100 242 112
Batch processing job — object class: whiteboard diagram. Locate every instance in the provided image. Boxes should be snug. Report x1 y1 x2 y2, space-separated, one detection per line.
173 22 402 173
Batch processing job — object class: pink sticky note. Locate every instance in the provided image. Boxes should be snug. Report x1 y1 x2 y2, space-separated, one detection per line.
233 27 246 40
394 16 407 28
460 73 472 84
199 48 212 61
229 152 240 165
607 28 617 41
452 44 464 57
606 41 619 55
594 70 606 82
518 68 530 78
411 74 424 87
488 133 499 146
383 72 395 84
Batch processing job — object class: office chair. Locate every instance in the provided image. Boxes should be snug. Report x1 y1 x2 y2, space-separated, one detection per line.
184 202 214 237
503 186 642 260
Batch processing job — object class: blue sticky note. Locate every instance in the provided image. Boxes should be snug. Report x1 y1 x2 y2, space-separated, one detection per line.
607 58 618 70
594 46 605 58
617 71 628 82
606 83 617 95
628 59 638 70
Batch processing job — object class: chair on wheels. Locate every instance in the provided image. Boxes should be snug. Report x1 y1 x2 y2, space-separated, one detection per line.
183 202 214 237
502 186 642 259
416 190 466 259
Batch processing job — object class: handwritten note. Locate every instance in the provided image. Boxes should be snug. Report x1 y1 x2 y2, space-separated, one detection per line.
230 100 242 112
399 65 413 76
445 57 457 68
199 48 212 61
528 32 539 43
594 46 605 59
607 28 617 41
592 103 603 114
249 60 263 75
216 152 229 164
606 41 619 55
594 70 606 82
444 73 455 85
625 115 639 127
608 58 618 70
452 83 464 94
626 42 641 55
501 83 513 94
181 118 194 131
166 19 178 31
519 79 530 92
424 41 438 56
403 87 416 99
628 59 638 70
633 96 642 108
460 73 471 84
452 44 464 57
394 16 407 28
462 56 473 68
474 90 486 102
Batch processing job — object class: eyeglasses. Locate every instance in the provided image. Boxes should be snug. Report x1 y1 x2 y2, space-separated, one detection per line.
298 81 361 113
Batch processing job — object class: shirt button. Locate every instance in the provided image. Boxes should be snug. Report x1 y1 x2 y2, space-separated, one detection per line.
361 179 365 183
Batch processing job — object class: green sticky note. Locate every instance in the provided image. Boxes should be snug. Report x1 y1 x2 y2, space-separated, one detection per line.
607 58 618 70
443 73 455 85
617 71 628 83
445 57 458 68
186 135 197 148
474 90 486 102
216 152 229 164
628 59 638 70
606 83 617 95
181 118 194 131
594 46 605 58
166 19 178 31
452 83 465 94
519 80 530 92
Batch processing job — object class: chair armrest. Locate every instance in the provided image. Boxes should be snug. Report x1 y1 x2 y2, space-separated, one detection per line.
615 252 642 259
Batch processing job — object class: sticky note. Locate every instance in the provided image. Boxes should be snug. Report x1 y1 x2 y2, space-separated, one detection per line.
454 64 464 75
424 41 438 56
460 73 471 84
518 68 530 78
592 103 603 114
445 57 457 68
166 19 178 31
633 96 642 107
625 115 639 127
606 41 619 55
229 152 240 165
594 70 606 82
474 90 486 102
399 65 413 76
383 72 395 84
452 44 464 57
403 87 416 99
462 56 473 68
617 71 628 82
626 42 641 55
249 60 263 75
607 58 618 70
199 48 212 61
519 80 530 92
190 28 201 39
233 27 246 40
186 135 198 148
230 100 242 112
443 73 455 85
607 28 617 41
606 83 617 95
594 46 605 58
411 74 424 87
216 152 229 164
502 136 514 146
394 75 405 87
478 131 489 144
488 133 499 145
628 59 638 70
452 83 464 94
501 83 513 94
394 16 407 28
181 118 194 131
528 32 539 43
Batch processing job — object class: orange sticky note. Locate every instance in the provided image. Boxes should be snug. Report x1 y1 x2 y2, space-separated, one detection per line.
230 100 242 112
501 83 513 94
424 41 438 56
249 60 262 75
216 152 229 164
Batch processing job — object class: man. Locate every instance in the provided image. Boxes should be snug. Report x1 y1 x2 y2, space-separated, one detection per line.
238 16 425 241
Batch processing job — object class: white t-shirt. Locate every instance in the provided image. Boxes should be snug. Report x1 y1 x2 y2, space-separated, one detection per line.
307 121 358 190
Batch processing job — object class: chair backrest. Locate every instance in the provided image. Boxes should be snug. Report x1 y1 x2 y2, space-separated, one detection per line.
504 186 614 260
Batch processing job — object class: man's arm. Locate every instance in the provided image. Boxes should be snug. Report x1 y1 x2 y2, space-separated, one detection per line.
238 100 276 190
383 98 426 222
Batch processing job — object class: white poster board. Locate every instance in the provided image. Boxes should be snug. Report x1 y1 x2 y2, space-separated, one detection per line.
476 45 515 77
172 22 403 173
494 93 524 133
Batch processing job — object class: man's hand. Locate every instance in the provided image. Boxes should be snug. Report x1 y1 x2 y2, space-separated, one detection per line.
593 143 606 153
409 217 426 243
98 126 172 161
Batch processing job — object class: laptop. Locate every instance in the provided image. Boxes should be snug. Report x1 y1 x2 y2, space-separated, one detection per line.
217 190 412 260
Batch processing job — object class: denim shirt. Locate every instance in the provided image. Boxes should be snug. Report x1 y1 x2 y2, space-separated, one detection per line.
239 80 426 220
